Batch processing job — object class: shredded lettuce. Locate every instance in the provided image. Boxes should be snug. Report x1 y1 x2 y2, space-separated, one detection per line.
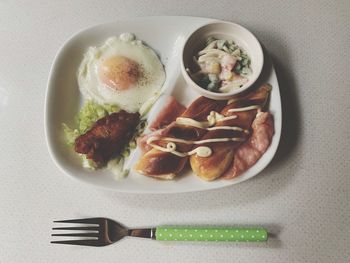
106 119 146 180
107 157 129 180
81 154 98 169
62 101 145 178
77 101 120 134
63 101 120 146
120 119 147 157
62 123 80 146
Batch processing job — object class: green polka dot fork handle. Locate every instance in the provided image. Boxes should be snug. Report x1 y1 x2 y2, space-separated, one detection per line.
51 218 268 246
155 226 267 242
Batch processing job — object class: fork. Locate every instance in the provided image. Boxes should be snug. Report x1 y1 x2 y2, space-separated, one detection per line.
51 217 268 246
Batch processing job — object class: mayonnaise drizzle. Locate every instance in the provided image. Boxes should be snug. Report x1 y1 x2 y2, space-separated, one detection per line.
148 136 246 146
207 126 249 134
147 105 259 157
176 117 247 133
228 105 261 112
207 111 236 126
147 136 245 157
176 117 208 129
147 139 213 157
176 111 238 129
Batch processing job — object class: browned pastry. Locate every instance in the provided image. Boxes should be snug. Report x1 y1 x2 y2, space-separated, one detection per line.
134 97 227 179
190 84 271 181
74 110 140 166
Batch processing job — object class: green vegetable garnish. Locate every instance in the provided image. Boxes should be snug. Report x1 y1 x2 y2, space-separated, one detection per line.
63 101 146 176
77 101 119 133
234 63 242 74
206 36 216 45
63 101 120 146
81 154 99 169
206 74 220 92
62 123 80 146
200 75 211 88
217 39 226 50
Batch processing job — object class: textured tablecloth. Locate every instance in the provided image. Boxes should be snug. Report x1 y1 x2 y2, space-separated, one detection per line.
1 1 349 262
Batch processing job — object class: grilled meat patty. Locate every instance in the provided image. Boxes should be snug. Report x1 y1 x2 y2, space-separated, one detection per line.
74 110 140 165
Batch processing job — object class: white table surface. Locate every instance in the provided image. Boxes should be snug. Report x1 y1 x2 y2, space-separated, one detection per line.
1 1 349 262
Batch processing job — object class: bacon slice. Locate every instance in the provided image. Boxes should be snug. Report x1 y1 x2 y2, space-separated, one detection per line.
149 96 186 131
222 112 274 179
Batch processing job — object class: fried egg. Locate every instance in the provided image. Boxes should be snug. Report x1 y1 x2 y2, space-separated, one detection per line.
77 33 165 112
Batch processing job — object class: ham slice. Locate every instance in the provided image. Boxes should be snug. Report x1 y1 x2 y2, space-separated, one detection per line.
189 84 272 181
222 112 274 179
137 128 165 153
135 97 227 178
138 96 186 153
149 96 186 131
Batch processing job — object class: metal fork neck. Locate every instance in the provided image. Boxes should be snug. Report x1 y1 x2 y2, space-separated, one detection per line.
127 228 156 239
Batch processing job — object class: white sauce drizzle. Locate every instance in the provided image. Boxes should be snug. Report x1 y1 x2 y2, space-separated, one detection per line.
147 136 245 158
147 105 259 157
228 105 261 112
148 136 246 145
207 126 249 134
176 117 207 129
227 98 235 105
176 111 237 129
147 138 212 157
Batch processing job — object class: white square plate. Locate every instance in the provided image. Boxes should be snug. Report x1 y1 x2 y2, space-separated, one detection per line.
45 16 281 194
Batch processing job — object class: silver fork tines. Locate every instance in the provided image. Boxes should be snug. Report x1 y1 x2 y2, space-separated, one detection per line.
52 226 99 231
51 239 101 246
54 218 101 224
51 217 149 246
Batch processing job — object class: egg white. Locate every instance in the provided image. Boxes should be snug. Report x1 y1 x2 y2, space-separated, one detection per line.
77 35 165 113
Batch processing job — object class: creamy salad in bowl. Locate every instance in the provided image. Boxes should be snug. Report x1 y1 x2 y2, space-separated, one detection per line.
188 37 252 93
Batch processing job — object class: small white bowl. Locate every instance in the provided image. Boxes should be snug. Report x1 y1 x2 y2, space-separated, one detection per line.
181 21 264 100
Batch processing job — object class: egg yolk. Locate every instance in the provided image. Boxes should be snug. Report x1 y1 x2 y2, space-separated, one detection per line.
98 56 139 90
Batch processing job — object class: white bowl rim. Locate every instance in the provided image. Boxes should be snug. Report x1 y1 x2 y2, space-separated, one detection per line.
181 21 264 99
